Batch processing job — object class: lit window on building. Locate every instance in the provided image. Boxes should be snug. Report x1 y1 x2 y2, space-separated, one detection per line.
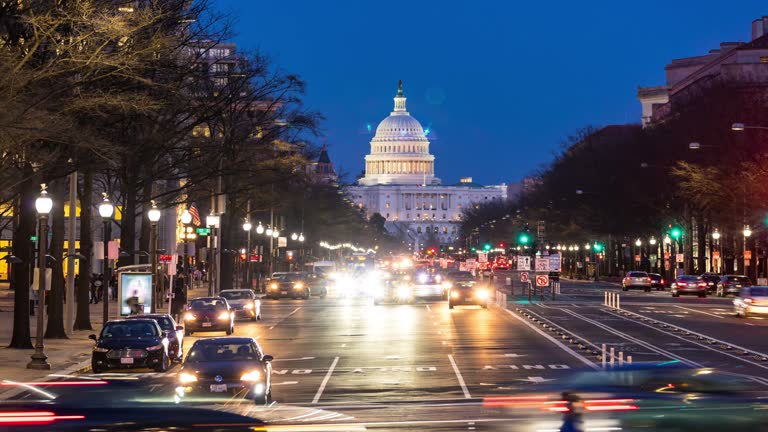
386 202 390 209
434 227 438 234
762 56 768 63
442 226 448 234
452 226 457 233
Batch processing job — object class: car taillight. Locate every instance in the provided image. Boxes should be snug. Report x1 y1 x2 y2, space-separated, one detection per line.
698 282 707 288
583 398 639 412
661 279 665 284
0 411 85 426
724 282 731 286
678 282 687 287
647 277 652 282
744 298 755 304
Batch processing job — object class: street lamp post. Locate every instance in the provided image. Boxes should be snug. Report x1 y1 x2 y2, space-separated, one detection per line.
649 236 657 273
256 222 264 291
206 213 220 296
635 239 642 271
147 202 161 312
744 225 752 280
712 229 721 273
272 229 280 273
664 235 672 281
98 194 114 325
28 184 52 370
180 209 195 296
243 219 252 290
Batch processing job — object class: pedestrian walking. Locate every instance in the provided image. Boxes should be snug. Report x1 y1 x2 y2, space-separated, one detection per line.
171 280 187 322
90 274 101 304
559 391 584 432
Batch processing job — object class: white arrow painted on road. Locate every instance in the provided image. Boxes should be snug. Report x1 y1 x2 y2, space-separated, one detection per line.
272 381 299 386
272 357 316 361
504 353 527 358
518 376 555 383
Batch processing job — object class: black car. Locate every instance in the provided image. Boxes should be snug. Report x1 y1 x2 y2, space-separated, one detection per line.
648 273 665 290
700 272 722 293
183 297 235 336
219 289 261 321
265 272 310 299
126 314 184 362
443 270 475 288
717 274 752 297
671 275 707 297
90 319 171 373
448 279 490 309
177 337 273 405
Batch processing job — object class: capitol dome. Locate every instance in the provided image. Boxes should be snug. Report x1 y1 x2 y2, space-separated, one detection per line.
359 81 439 186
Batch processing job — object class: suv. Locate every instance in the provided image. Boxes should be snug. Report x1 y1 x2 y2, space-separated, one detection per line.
622 271 652 292
700 273 721 293
648 273 665 290
716 275 751 297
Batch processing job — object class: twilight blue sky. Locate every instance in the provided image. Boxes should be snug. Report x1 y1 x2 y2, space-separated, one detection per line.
215 0 766 185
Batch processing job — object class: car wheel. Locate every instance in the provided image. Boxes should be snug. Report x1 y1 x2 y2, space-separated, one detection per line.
226 326 233 336
184 329 192 336
698 292 706 298
622 286 628 292
449 303 454 309
645 287 651 293
155 353 169 373
91 361 103 374
672 292 679 297
253 394 268 405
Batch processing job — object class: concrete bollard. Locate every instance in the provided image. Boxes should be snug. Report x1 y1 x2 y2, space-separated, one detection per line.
609 347 615 368
602 344 607 369
627 355 633 364
619 351 624 366
605 291 608 306
617 294 620 310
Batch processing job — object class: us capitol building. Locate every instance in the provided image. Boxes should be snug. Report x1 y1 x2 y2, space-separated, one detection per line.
346 81 507 247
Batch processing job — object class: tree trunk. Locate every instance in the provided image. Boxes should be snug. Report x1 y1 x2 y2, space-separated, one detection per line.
219 186 236 291
697 220 707 274
74 169 93 331
8 164 36 348
44 178 68 338
119 174 137 267
138 180 152 265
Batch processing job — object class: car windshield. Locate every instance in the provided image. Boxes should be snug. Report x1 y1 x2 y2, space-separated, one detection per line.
272 273 301 282
189 299 228 310
187 343 258 361
220 291 253 300
628 272 647 277
447 271 474 280
748 287 768 297
729 276 750 284
649 274 661 280
678 276 700 281
101 321 158 338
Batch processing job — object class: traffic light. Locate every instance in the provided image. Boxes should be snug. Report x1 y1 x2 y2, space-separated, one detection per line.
518 233 529 245
498 242 505 248
593 243 603 252
483 243 492 251
670 227 682 240
471 247 477 252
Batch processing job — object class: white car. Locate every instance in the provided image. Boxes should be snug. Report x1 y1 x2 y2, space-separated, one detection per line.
219 289 261 321
734 286 768 318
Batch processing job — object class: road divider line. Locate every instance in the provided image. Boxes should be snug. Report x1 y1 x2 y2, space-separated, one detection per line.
673 305 725 319
426 304 431 312
268 307 302 330
312 356 339 404
499 308 599 370
448 354 471 399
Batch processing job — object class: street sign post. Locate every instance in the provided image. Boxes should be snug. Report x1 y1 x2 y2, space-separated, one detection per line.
520 272 529 283
548 254 561 272
535 274 549 287
195 227 211 236
535 257 549 272
516 256 531 271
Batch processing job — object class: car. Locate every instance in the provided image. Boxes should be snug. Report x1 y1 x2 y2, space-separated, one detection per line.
648 273 665 290
302 272 328 298
126 313 184 363
265 272 310 299
411 270 446 299
448 278 490 309
183 297 235 336
177 337 273 405
219 289 261 321
700 272 721 293
716 274 751 297
443 270 475 286
734 286 768 318
373 271 413 304
89 318 171 373
491 256 510 271
621 271 652 292
671 275 707 297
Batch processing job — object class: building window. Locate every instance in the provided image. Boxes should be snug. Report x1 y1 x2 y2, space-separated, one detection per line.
442 226 448 234
406 213 410 219
452 226 457 233
386 213 390 218
417 227 422 233
434 227 438 234
457 204 462 209
442 214 446 219
386 202 390 209
761 56 768 63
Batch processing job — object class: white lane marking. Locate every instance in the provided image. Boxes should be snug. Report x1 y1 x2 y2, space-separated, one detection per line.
385 355 399 360
312 356 339 404
426 304 431 312
674 305 725 319
448 354 471 399
504 353 526 357
518 376 555 383
272 381 299 386
268 307 301 330
273 356 316 361
746 323 755 326
341 343 347 347
500 308 599 370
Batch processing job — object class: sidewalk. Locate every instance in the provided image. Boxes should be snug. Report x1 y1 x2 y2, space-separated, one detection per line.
0 293 140 396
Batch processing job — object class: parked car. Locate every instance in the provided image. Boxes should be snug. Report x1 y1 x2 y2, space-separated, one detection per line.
183 297 235 336
648 273 665 290
622 271 651 292
126 314 184 363
177 337 273 405
90 319 170 373
734 286 768 318
700 272 722 293
671 275 707 297
219 289 261 321
716 275 751 297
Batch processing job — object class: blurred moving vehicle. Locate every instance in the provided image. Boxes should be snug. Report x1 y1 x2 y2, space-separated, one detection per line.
448 277 490 309
700 272 722 293
734 286 768 318
622 271 652 292
373 271 412 304
90 319 171 373
647 273 665 290
219 289 261 321
183 297 235 336
303 271 328 298
443 270 476 287
412 269 446 299
177 337 273 405
265 272 310 299
671 275 707 297
716 274 751 297
491 256 510 271
126 313 184 363
499 363 768 432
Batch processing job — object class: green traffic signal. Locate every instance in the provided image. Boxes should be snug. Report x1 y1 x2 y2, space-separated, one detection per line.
483 243 492 251
471 247 477 252
518 233 529 245
671 227 682 239
593 243 603 252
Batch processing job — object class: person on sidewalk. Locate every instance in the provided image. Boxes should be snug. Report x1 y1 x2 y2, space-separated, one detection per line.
171 280 186 322
90 274 101 304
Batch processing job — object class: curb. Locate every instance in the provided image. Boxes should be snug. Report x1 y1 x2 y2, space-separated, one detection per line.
0 357 93 399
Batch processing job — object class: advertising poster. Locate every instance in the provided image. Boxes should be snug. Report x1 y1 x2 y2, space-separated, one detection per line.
119 272 153 316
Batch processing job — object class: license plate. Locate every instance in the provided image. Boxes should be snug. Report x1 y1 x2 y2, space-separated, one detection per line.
209 384 227 392
736 285 742 288
281 291 288 295
120 357 134 364
202 322 212 328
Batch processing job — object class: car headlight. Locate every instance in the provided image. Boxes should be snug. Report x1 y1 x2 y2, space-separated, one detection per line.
179 372 198 384
476 289 489 300
241 370 262 382
418 274 428 284
93 346 109 353
244 303 254 309
442 282 452 289
184 312 196 321
218 312 230 320
450 290 460 299
146 343 164 351
293 283 304 290
396 285 411 298
270 283 278 290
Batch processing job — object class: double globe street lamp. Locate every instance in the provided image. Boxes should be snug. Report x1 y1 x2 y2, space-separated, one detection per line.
98 194 115 325
147 202 161 311
28 184 53 370
243 219 252 289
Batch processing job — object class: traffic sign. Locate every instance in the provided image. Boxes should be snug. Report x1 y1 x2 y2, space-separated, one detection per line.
520 272 529 282
535 257 549 272
516 256 531 271
195 227 211 236
535 274 549 287
159 254 173 263
676 253 684 263
548 254 561 272
478 252 488 263
745 250 752 260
